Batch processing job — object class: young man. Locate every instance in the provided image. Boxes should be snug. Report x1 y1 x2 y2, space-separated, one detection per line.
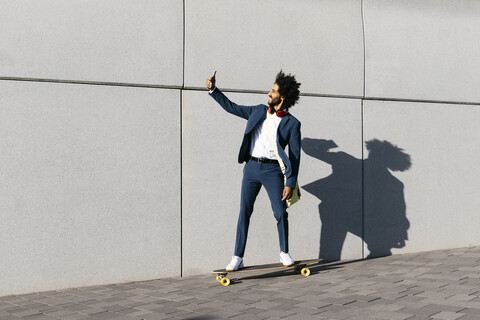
206 71 301 271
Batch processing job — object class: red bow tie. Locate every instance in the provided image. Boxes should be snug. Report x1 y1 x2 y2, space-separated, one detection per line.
268 106 288 117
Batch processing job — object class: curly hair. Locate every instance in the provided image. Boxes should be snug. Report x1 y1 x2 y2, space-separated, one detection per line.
275 70 301 109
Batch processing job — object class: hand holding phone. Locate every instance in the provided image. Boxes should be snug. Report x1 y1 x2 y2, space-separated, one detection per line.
206 71 216 90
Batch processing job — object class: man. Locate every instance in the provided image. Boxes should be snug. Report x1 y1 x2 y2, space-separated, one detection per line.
206 71 301 271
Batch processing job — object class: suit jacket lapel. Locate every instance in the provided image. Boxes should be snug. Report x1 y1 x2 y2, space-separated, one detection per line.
277 115 290 134
245 106 267 134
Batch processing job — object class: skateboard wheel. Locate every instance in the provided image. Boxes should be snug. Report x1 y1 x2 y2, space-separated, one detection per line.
301 268 311 277
221 277 231 286
216 275 222 282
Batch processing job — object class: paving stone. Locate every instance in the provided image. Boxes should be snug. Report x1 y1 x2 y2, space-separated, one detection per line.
141 312 175 320
461 308 480 315
431 311 465 320
316 310 362 320
370 311 414 320
297 299 335 309
171 311 208 319
9 309 42 317
61 304 95 312
420 304 466 314
252 308 297 318
229 298 257 306
345 301 372 309
281 313 321 320
204 301 247 313
268 298 302 306
118 309 153 318
0 306 22 313
248 300 283 309
151 306 181 314
3 247 480 320
86 311 121 319
291 306 326 316
26 316 62 320
55 314 90 320
43 309 77 317
187 306 219 315
446 295 476 302
193 308 240 319
366 303 406 312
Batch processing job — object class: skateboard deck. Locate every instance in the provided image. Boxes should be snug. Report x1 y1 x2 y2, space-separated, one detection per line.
212 258 322 286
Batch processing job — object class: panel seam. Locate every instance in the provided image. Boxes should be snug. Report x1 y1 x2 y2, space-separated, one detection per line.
180 0 186 278
2 77 479 106
361 0 366 260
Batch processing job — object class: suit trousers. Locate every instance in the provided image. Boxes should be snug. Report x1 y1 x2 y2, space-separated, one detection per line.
234 158 289 257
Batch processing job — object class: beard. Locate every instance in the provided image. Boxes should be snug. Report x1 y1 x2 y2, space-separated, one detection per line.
268 96 282 108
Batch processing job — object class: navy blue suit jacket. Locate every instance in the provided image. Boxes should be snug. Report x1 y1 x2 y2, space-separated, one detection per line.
209 88 301 188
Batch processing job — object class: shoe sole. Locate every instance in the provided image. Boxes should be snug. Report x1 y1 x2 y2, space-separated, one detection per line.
226 264 244 272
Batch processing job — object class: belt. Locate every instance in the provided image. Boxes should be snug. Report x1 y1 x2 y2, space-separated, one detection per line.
250 156 279 164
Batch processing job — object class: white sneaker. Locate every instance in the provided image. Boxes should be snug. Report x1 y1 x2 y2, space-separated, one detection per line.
226 256 244 271
280 252 295 266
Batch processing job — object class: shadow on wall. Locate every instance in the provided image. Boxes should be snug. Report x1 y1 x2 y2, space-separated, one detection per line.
301 138 411 261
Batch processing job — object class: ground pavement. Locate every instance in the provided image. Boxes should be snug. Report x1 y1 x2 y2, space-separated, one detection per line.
1 247 480 320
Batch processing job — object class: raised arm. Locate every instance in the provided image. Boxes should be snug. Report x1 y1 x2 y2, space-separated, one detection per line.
206 73 254 120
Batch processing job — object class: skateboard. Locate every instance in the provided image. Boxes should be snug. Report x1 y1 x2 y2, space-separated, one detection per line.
212 258 322 286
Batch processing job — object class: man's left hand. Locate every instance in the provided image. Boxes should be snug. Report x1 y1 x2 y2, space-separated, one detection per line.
282 186 293 201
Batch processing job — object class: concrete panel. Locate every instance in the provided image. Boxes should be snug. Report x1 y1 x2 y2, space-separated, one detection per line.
0 81 180 296
185 0 364 97
182 89 362 276
364 0 480 103
363 100 480 257
0 0 183 86
295 96 363 263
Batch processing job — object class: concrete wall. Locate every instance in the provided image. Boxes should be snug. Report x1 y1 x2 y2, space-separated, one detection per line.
1 0 480 296
362 0 480 258
0 0 183 86
0 0 183 296
0 81 181 295
184 0 364 96
363 100 480 256
364 0 480 103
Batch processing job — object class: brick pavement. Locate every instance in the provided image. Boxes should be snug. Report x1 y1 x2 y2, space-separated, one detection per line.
1 247 480 320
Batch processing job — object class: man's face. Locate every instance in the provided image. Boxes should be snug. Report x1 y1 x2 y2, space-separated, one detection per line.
268 83 284 109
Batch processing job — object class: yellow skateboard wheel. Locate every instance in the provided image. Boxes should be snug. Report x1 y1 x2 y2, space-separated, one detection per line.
221 277 231 286
216 275 222 282
301 268 310 277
